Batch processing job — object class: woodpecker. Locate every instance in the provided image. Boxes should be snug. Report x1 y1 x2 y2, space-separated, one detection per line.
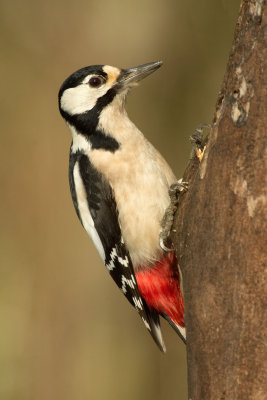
58 62 185 352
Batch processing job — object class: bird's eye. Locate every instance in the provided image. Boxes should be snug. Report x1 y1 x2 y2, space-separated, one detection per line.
88 76 104 88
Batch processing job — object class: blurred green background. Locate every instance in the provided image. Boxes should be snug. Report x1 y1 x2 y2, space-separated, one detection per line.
0 0 240 399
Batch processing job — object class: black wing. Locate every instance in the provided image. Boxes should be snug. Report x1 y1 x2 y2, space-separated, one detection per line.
69 151 166 351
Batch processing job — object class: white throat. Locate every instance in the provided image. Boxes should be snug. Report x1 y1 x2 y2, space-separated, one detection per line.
97 91 138 141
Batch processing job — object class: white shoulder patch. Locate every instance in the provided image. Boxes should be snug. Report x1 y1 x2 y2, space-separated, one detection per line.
73 162 105 261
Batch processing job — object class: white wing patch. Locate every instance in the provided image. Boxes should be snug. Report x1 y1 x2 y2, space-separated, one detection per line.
73 162 105 262
106 246 129 271
142 317 151 331
132 296 143 310
121 274 136 294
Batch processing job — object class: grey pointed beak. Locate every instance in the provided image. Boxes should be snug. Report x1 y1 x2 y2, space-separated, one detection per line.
118 61 163 88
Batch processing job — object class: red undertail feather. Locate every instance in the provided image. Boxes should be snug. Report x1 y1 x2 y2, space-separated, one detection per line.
136 252 185 327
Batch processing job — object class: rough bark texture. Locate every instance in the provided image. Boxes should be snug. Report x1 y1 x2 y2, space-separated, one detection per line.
171 1 267 399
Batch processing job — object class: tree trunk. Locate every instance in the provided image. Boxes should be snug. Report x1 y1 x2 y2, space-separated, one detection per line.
172 1 267 399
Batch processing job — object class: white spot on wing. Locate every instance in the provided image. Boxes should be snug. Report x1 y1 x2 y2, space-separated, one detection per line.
142 317 151 331
106 246 129 271
132 296 143 310
121 274 136 294
73 162 105 261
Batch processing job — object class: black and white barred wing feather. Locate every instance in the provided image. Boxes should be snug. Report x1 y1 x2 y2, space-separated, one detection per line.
69 151 165 351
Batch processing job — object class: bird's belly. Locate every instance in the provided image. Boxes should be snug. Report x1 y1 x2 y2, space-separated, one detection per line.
89 141 176 268
112 169 172 268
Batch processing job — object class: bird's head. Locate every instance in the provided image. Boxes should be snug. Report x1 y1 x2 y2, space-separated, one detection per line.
58 62 162 133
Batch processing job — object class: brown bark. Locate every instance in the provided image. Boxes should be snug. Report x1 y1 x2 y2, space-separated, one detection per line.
171 1 267 399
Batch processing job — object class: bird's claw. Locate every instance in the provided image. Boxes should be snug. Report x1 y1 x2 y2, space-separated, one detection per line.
159 179 188 252
159 233 174 252
169 179 188 197
190 123 211 162
190 123 211 146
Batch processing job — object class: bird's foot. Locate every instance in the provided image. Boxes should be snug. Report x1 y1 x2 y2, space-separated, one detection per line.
159 180 188 252
190 123 211 162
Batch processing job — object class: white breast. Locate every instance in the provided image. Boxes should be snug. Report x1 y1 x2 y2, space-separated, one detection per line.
112 142 175 268
89 103 176 268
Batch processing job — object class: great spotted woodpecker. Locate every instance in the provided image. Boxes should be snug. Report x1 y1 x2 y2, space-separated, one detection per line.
58 62 185 352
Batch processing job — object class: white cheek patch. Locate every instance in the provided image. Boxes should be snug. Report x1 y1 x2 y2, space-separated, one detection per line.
73 162 105 262
60 74 112 116
61 84 97 115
